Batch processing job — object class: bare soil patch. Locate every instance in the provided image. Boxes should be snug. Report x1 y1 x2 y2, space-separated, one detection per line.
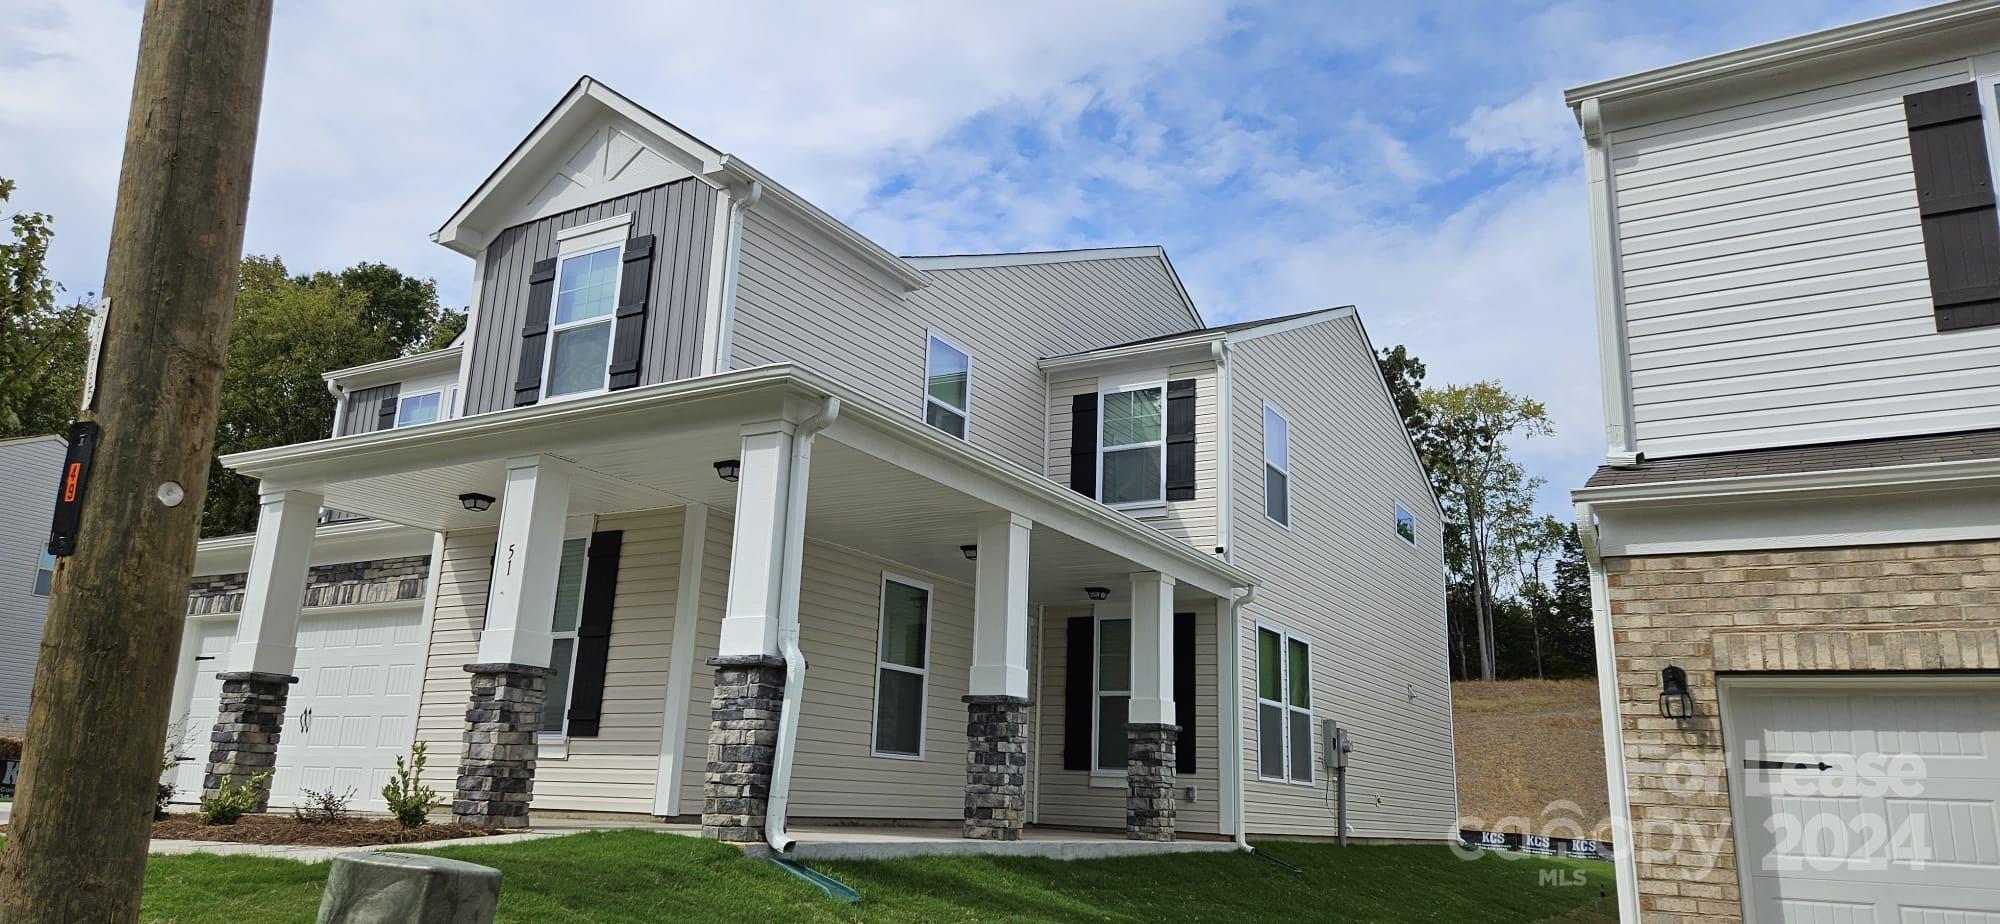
1453 679 1610 840
151 813 507 847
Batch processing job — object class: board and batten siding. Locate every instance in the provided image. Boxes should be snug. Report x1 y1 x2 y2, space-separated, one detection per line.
461 179 718 416
0 437 62 726
728 217 1198 474
1606 55 2000 458
1034 602 1220 835
1047 359 1221 552
339 384 398 437
1225 316 1455 840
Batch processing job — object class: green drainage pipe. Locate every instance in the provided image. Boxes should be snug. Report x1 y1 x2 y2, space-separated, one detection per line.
770 858 861 903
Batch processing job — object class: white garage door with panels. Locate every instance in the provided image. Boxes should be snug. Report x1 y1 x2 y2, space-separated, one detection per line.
1726 677 2000 923
176 604 425 811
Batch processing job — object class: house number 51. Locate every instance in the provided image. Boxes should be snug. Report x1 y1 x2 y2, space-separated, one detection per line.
506 543 516 575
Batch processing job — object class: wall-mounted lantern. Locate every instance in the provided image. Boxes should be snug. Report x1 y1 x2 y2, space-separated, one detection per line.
713 460 741 483
1085 586 1110 601
1659 665 1694 721
458 492 495 513
959 545 977 561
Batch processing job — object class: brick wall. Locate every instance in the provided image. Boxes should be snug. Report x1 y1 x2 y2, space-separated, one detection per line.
1603 539 2000 922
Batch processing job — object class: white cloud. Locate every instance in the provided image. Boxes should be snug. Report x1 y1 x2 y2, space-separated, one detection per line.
1455 81 1577 166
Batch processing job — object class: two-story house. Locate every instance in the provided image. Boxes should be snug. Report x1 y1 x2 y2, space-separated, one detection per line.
1568 2 2000 920
167 77 1454 851
0 434 65 728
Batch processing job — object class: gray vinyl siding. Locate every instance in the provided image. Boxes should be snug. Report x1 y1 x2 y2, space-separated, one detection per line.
341 384 399 437
1047 359 1222 552
1225 317 1455 840
1605 54 2000 458
462 179 718 416
729 219 1198 473
0 437 62 726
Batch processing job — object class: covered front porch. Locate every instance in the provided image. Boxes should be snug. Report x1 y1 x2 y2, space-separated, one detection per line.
215 365 1255 848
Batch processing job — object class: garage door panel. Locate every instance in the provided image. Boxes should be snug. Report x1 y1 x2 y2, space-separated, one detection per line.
1902 907 2000 924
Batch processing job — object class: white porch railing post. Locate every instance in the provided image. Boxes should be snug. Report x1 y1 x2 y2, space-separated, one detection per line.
1127 570 1179 841
964 511 1033 840
204 486 321 811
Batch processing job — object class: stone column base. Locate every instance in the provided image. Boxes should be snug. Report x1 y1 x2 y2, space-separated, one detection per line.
203 671 297 811
1127 722 1179 841
702 655 786 843
963 695 1031 840
453 663 551 830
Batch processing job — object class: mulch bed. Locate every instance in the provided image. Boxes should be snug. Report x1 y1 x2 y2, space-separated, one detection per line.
151 813 510 847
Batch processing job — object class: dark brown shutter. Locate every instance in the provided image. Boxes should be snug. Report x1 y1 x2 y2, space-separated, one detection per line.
607 234 654 390
1063 615 1094 771
513 258 559 406
1165 378 1196 501
375 393 398 432
1906 83 2000 331
564 530 623 738
1174 612 1195 773
1069 393 1098 498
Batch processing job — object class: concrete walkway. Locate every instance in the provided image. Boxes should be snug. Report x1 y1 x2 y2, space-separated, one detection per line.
148 830 567 864
642 820 1239 861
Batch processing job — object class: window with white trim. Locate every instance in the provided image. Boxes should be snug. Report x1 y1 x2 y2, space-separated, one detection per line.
1099 383 1165 506
539 536 589 737
872 575 932 758
394 389 444 428
1094 614 1132 772
1264 404 1290 526
923 334 970 439
1395 502 1417 546
1256 624 1314 783
543 244 623 400
31 547 55 597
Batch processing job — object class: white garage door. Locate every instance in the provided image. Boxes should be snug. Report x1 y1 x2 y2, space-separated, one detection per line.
174 605 425 811
1728 678 2000 923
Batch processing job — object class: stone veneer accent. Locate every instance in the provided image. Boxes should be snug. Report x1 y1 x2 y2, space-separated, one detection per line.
962 695 1031 840
202 671 296 810
186 555 430 617
702 657 786 842
1604 539 2000 923
452 663 551 830
1125 722 1179 841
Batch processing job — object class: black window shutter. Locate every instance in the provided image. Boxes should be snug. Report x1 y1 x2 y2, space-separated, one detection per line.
607 234 654 390
1174 612 1195 773
564 530 623 738
513 258 559 406
1906 83 2000 331
1063 615 1094 771
1069 393 1098 498
373 388 399 433
1165 379 1197 501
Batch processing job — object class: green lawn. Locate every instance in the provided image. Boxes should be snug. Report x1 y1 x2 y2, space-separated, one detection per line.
39 830 1614 922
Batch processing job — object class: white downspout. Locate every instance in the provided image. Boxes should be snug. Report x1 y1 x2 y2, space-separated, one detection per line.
1211 339 1233 557
1228 584 1256 851
711 180 764 375
1576 502 1640 923
765 395 840 853
325 379 348 438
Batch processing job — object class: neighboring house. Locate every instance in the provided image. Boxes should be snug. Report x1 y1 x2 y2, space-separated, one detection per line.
168 76 1453 848
0 435 64 728
1567 3 2000 920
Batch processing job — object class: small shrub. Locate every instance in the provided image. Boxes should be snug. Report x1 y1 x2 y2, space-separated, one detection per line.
156 716 195 818
198 771 271 825
294 786 356 825
381 741 440 829
155 782 176 819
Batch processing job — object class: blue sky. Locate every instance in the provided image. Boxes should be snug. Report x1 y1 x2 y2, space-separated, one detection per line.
1 0 1921 517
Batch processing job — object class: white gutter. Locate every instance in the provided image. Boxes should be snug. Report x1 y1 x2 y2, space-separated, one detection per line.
765 395 840 853
326 377 348 437
710 180 763 375
1227 584 1257 851
1575 501 1640 923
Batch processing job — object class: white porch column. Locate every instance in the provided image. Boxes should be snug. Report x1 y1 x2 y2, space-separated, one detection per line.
475 455 574 668
716 420 795 659
224 487 323 676
1128 571 1176 727
968 512 1033 699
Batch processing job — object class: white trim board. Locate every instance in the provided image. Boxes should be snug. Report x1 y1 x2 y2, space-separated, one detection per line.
1592 481 2000 557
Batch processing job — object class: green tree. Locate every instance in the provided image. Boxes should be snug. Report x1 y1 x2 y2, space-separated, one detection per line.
202 256 457 536
0 177 92 438
1419 381 1551 682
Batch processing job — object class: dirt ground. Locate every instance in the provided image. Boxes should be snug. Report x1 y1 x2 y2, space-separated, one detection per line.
1453 680 1611 841
150 813 507 846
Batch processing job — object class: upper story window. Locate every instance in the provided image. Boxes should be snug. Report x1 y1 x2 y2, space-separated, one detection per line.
924 334 970 439
394 389 447 428
1100 382 1166 507
544 245 623 400
1395 502 1417 546
1264 404 1291 526
31 546 55 597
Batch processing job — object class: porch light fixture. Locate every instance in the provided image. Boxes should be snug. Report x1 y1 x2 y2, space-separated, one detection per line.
1085 586 1110 601
959 545 977 561
1659 665 1694 721
713 459 741 483
458 492 495 513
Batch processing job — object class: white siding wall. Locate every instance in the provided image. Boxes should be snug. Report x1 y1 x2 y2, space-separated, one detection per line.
1046 359 1222 552
0 437 62 726
729 215 1198 474
1226 317 1456 840
1607 56 2000 457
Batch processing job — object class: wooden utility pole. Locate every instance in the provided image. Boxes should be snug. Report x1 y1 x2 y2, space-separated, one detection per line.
0 1 271 920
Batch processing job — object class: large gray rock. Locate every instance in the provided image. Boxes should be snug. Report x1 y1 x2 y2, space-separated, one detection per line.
316 852 500 924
